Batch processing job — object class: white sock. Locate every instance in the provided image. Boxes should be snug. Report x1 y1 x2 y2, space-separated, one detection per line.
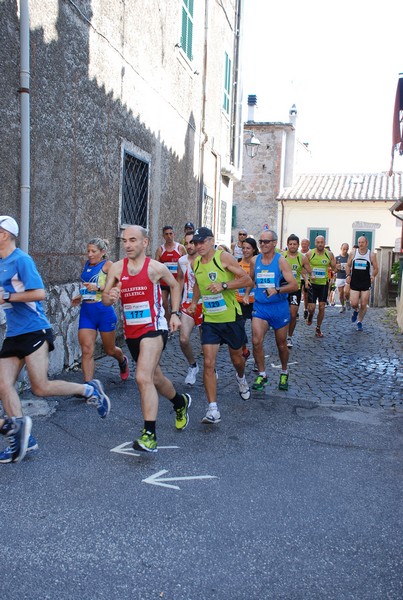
209 402 218 410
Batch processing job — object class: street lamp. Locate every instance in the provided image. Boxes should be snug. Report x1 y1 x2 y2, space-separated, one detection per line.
244 130 261 158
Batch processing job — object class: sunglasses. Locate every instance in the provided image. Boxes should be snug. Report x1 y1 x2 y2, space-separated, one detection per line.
258 239 276 245
238 232 247 236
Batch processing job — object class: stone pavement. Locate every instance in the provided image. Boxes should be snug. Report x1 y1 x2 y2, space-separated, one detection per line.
14 304 402 419
92 304 402 410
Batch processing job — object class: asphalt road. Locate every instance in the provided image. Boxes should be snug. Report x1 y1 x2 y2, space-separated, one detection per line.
1 306 402 599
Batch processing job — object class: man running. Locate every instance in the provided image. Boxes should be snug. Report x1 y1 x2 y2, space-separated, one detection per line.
346 236 378 331
306 236 336 337
335 243 350 312
247 230 298 392
155 225 186 321
177 231 203 385
282 234 313 348
103 225 191 453
300 238 310 319
0 216 110 464
187 227 252 424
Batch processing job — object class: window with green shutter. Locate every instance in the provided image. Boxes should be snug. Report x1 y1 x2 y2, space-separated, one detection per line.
181 0 194 61
223 52 231 113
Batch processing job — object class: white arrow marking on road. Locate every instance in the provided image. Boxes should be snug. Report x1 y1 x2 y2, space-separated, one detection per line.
142 469 218 490
271 361 298 369
110 442 179 457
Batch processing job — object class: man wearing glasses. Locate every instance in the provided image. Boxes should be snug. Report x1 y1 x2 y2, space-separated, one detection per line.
231 229 248 260
246 230 298 392
187 227 252 424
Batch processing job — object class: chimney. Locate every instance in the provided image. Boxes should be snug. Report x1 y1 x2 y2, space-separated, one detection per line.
284 104 297 188
247 94 257 122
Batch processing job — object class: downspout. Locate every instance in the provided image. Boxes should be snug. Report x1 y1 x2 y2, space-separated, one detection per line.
279 198 285 249
19 0 30 252
198 0 209 227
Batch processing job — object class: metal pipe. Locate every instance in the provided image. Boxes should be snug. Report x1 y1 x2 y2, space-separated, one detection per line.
19 0 30 252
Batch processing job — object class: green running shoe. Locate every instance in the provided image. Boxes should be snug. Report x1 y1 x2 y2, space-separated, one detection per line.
252 375 268 391
133 429 157 453
278 373 289 391
175 393 192 430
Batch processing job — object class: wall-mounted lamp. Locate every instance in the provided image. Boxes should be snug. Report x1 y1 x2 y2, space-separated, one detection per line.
244 130 261 158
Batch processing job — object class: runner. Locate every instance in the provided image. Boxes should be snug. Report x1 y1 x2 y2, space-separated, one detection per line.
177 231 203 385
0 216 110 464
236 237 259 359
71 237 129 382
346 236 378 331
231 228 248 260
247 230 298 392
335 243 350 313
103 225 191 452
187 227 252 424
282 234 313 348
306 236 336 337
154 225 186 322
300 238 310 319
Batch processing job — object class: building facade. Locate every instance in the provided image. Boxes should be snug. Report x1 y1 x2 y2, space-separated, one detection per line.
0 0 244 371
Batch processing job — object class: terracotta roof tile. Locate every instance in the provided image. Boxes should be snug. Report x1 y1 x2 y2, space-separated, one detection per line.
278 173 403 201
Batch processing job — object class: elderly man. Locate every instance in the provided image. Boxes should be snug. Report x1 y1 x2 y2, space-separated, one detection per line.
247 229 298 392
306 235 336 337
346 236 378 331
231 228 248 260
0 216 110 464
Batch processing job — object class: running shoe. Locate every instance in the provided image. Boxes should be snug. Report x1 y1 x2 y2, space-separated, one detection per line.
315 327 324 338
252 375 268 390
303 309 308 320
175 393 192 430
185 364 199 385
252 362 259 373
278 373 289 391
87 379 111 419
236 374 251 400
346 299 351 310
351 310 358 323
339 306 346 313
201 407 221 424
287 336 293 348
4 416 32 464
357 322 363 331
307 313 313 325
133 429 157 453
119 355 130 381
0 434 38 464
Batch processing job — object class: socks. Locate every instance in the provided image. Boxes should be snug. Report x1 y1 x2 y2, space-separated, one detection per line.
144 421 156 436
169 392 185 410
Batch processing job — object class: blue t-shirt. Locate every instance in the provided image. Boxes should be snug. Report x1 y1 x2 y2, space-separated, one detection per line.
0 248 51 336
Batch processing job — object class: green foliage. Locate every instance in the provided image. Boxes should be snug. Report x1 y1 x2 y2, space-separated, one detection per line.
390 260 401 286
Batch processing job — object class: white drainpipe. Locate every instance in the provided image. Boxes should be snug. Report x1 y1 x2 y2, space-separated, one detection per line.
19 0 30 252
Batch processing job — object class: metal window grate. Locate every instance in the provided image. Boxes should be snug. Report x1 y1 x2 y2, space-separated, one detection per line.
202 193 214 229
219 200 227 235
121 152 149 228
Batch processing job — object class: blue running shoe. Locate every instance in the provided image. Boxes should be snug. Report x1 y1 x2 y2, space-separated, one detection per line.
87 379 111 419
0 434 38 464
351 310 358 323
357 322 363 331
4 416 32 463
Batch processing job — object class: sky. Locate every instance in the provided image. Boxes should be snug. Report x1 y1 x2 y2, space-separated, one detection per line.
242 0 403 174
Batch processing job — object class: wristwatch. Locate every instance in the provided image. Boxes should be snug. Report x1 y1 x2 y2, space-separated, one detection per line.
275 287 281 294
222 282 228 290
2 292 11 302
172 310 181 317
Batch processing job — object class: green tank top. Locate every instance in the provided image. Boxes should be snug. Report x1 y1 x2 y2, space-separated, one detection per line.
283 251 303 289
309 250 331 286
193 250 241 323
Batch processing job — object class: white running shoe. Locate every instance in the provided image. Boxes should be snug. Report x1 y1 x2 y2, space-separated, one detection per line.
236 374 251 401
287 336 293 348
185 364 199 385
339 306 346 313
201 407 221 424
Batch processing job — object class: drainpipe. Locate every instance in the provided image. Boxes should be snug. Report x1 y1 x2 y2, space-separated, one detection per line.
198 0 209 227
19 0 30 252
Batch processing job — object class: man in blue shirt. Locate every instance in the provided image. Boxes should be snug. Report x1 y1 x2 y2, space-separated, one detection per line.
0 216 111 464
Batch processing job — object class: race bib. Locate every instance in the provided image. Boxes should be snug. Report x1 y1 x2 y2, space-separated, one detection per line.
165 262 178 275
313 268 326 278
123 301 152 325
354 259 367 270
202 293 226 313
80 287 96 300
256 271 275 288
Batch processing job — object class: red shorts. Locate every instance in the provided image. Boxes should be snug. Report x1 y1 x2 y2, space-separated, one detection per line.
181 302 203 326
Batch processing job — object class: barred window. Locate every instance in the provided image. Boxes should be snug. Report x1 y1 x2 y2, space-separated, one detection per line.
219 200 227 235
202 193 214 229
121 151 149 228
